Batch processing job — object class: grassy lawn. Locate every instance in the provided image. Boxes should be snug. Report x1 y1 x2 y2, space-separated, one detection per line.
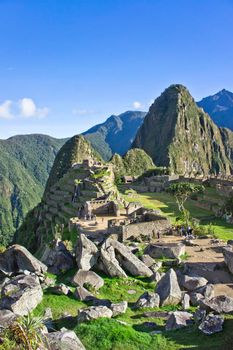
122 191 233 241
32 271 233 350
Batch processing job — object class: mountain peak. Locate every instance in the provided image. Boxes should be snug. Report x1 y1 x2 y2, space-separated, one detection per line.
132 85 233 176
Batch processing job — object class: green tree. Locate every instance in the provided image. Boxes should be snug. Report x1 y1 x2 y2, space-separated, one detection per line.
168 182 205 226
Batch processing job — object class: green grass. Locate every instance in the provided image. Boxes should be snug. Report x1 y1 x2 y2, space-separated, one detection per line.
122 191 233 241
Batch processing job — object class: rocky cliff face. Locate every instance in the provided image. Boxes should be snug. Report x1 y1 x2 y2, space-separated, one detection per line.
132 84 233 176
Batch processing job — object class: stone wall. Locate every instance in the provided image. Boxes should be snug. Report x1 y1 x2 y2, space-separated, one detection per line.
108 217 171 242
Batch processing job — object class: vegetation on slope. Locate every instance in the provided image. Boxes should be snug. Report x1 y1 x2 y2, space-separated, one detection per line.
45 135 102 193
111 148 156 179
0 135 66 246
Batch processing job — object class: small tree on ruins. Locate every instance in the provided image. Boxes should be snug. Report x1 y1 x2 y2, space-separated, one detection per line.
168 182 205 227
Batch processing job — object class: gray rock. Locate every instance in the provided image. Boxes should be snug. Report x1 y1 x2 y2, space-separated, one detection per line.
165 311 193 331
73 286 95 302
134 292 160 309
189 292 204 306
76 235 99 271
0 274 43 316
150 261 162 273
0 244 47 276
150 271 161 283
200 295 233 314
223 246 233 274
50 284 70 295
72 269 104 290
99 239 127 278
47 329 86 350
92 299 111 307
156 268 182 306
196 284 214 299
181 293 190 310
0 309 17 328
194 308 206 323
41 240 74 275
199 314 224 335
111 240 152 277
180 275 208 291
140 254 155 267
110 301 128 316
143 311 169 319
227 240 233 246
145 243 185 259
77 306 112 323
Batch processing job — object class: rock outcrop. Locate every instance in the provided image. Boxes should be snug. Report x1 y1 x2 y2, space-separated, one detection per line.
99 239 127 278
77 306 113 323
76 234 99 271
145 243 185 259
156 268 182 306
72 269 104 290
165 311 193 331
111 240 153 277
47 329 86 350
0 274 43 316
0 244 47 276
41 240 74 275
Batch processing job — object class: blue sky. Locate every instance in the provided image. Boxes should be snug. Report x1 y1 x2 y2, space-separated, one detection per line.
0 0 233 139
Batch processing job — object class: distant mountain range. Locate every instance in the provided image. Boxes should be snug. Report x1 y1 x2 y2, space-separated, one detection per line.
198 89 233 130
1 87 233 246
83 111 146 160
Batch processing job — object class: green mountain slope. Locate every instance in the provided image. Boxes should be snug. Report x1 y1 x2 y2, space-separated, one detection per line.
132 84 233 176
111 149 156 179
83 111 146 160
0 134 66 246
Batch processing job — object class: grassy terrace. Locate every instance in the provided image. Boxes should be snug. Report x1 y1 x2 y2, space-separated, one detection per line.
122 189 233 241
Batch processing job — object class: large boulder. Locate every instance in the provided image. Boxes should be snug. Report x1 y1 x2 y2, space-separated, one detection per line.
74 286 95 302
0 244 47 276
77 306 112 323
41 240 74 275
180 274 208 291
50 284 70 295
0 309 17 328
199 314 224 335
165 311 193 331
223 246 233 274
134 292 160 309
0 274 43 316
140 254 155 267
47 329 86 350
99 239 127 278
110 240 152 277
145 243 185 259
199 295 233 314
76 234 99 271
110 301 128 316
72 270 104 290
156 268 182 306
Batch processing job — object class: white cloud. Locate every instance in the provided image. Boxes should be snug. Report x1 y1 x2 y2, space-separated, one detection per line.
19 98 49 118
72 108 89 116
0 100 13 119
132 101 142 109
